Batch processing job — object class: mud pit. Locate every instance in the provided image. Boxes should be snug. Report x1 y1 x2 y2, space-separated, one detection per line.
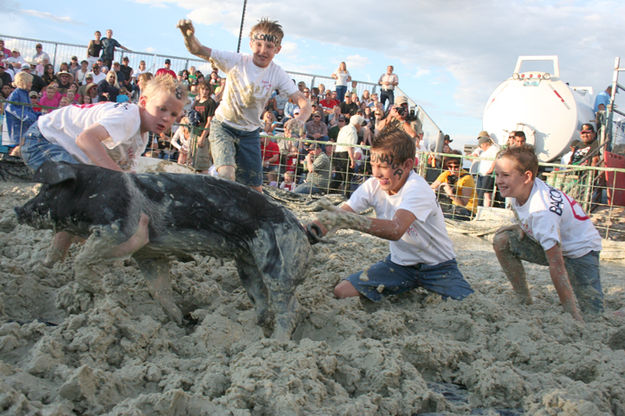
1 178 625 415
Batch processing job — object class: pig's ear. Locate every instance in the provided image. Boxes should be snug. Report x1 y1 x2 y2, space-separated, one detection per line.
33 161 77 185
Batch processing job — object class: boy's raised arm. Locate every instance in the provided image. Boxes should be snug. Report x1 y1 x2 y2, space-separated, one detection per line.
177 19 212 61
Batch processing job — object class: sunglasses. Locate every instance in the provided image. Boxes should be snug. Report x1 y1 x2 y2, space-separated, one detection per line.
580 130 593 134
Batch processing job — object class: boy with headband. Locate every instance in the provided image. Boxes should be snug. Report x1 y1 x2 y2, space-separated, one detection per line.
178 18 311 191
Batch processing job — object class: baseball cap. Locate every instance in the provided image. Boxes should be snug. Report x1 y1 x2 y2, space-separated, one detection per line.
21 63 31 70
477 130 490 140
478 136 492 145
350 115 364 126
293 108 301 115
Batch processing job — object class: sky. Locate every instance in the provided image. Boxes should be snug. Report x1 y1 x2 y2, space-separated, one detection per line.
2 0 624 148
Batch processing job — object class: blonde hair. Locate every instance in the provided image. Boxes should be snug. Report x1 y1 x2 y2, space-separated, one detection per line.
14 72 33 89
249 18 284 46
141 74 188 103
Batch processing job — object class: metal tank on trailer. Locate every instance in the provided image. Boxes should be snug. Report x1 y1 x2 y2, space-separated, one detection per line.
482 55 596 162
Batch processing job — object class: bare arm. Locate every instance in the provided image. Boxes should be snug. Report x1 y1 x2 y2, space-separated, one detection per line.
545 244 584 322
177 19 212 61
76 124 125 172
291 90 312 124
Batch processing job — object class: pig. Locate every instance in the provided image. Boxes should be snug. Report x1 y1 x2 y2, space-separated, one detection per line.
15 161 312 340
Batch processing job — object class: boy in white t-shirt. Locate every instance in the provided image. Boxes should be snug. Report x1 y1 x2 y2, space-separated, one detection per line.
309 128 473 302
492 145 603 321
178 18 311 192
20 74 187 266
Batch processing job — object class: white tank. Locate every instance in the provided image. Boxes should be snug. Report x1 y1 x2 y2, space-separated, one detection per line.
482 55 596 162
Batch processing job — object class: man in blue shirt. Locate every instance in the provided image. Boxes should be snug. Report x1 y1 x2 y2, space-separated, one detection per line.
101 29 130 70
593 86 613 113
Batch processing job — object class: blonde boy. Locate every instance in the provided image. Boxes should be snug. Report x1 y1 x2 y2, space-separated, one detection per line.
20 74 187 265
177 18 311 191
492 145 603 321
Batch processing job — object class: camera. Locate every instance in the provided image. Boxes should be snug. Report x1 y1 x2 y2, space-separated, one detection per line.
447 174 458 186
395 105 407 118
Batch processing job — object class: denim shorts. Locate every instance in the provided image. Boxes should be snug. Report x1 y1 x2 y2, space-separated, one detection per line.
505 229 604 314
209 119 263 187
20 123 79 171
346 255 474 302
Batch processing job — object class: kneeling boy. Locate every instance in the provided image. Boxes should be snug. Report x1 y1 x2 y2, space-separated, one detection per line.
492 145 603 321
310 127 473 302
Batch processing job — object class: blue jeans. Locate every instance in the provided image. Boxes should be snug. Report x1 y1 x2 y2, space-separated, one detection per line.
346 255 474 302
293 182 323 195
335 85 347 102
209 119 263 187
20 123 79 171
506 230 604 314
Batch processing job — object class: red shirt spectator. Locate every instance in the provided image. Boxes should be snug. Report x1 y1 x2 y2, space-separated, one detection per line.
261 136 280 169
156 58 177 78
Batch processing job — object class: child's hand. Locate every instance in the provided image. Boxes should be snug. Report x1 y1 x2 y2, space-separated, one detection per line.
177 19 195 38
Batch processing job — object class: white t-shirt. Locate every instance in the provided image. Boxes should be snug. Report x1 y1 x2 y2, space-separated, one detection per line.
89 71 106 85
511 178 602 258
347 170 456 265
37 102 147 169
210 49 298 132
333 71 350 87
335 124 358 153
477 144 499 175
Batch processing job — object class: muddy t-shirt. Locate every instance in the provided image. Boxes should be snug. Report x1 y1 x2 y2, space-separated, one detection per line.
210 49 297 132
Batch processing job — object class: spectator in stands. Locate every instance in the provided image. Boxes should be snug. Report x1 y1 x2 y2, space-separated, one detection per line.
31 43 50 67
1 83 13 99
189 80 217 173
511 131 526 148
7 49 27 70
261 109 279 136
328 114 345 141
593 86 613 113
280 170 297 192
320 90 339 114
68 56 80 76
41 64 56 86
75 60 90 85
305 110 329 148
133 60 148 84
86 30 103 68
119 56 133 89
88 64 106 85
100 29 130 70
340 93 359 118
327 104 341 127
5 72 40 156
331 61 351 102
261 133 280 178
475 134 499 207
56 70 74 94
334 114 364 194
0 62 12 88
80 82 98 104
39 83 62 112
570 124 600 167
0 40 10 60
374 96 417 139
283 97 300 122
361 89 372 109
156 58 177 79
378 65 399 110
294 143 331 194
22 64 45 93
430 152 477 220
97 69 120 102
